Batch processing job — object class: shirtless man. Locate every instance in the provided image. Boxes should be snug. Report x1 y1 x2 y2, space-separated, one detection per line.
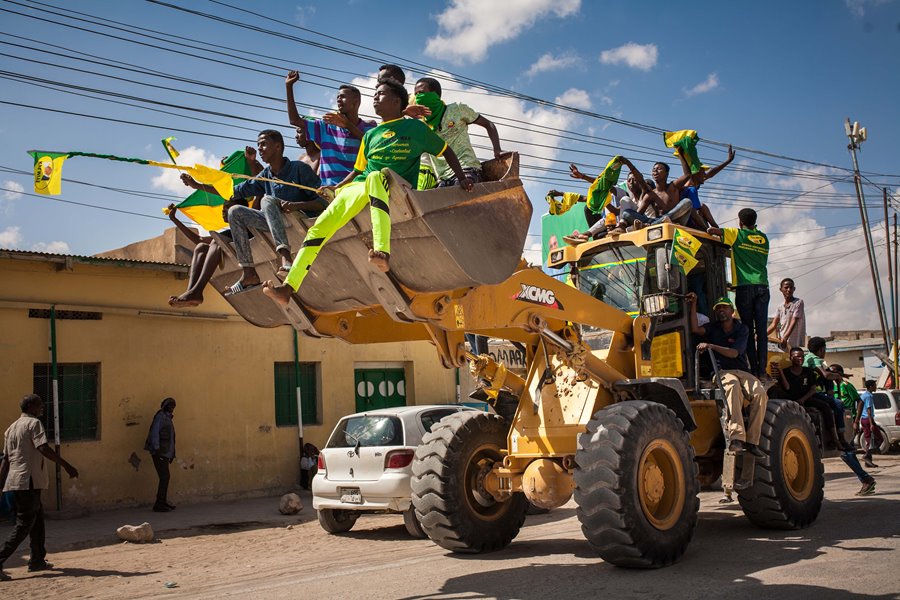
642 160 694 225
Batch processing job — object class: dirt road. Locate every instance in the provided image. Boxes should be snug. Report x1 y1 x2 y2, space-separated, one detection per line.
2 455 898 600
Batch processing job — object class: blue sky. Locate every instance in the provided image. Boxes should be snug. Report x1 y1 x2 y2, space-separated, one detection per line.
1 0 899 337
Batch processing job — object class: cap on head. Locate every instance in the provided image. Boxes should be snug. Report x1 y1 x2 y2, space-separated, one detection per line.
713 297 733 310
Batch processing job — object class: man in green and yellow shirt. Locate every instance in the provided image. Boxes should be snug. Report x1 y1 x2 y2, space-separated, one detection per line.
709 208 770 378
264 78 472 306
412 77 505 188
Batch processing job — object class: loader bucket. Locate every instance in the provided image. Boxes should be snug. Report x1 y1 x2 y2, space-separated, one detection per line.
209 152 532 325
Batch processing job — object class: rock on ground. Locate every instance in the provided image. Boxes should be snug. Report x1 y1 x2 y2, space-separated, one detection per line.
278 493 303 515
116 522 154 543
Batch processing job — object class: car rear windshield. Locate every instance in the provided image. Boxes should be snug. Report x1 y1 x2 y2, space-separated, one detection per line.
327 415 404 448
873 393 891 410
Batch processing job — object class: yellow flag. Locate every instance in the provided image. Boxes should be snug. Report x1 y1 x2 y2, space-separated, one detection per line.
188 164 234 200
674 228 702 256
673 246 699 274
29 151 68 195
162 137 180 163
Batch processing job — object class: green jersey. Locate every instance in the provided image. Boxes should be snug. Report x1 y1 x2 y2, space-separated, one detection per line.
354 117 447 187
838 381 861 416
723 227 769 286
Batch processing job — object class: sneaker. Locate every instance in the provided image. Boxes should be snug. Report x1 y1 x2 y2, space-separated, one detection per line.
856 479 876 496
0 569 11 581
717 494 734 504
152 504 172 513
27 561 54 572
728 439 745 453
863 458 880 469
165 503 176 510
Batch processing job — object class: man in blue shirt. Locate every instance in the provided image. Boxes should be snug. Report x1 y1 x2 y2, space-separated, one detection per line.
181 129 322 295
855 379 881 470
689 294 768 460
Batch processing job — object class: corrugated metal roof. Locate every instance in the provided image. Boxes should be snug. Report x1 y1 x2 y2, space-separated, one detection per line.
0 248 189 272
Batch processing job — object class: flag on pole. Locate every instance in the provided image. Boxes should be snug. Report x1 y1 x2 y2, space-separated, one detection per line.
29 151 68 195
585 155 623 214
161 137 179 163
663 130 704 174
670 227 702 274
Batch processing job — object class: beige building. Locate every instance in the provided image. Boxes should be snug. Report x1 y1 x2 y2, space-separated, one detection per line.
0 229 456 511
824 330 886 387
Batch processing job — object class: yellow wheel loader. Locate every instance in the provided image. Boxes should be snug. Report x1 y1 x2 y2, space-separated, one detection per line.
210 152 823 568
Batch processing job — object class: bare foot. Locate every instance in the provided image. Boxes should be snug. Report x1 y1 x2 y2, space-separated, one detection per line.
368 249 390 273
632 220 646 230
262 280 294 308
169 291 203 308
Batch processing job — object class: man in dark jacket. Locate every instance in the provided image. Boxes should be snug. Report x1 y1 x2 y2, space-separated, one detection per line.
145 398 176 512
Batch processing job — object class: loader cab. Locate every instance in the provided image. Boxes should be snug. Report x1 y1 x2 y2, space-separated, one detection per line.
640 231 731 391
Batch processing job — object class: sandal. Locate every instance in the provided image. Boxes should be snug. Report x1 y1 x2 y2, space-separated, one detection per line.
223 281 261 297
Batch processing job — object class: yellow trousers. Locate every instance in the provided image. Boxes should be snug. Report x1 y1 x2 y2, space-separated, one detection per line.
720 370 768 445
284 171 391 291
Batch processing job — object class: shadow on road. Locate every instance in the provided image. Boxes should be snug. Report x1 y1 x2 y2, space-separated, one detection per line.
398 495 900 600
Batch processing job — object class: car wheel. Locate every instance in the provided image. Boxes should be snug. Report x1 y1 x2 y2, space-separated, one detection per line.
855 426 891 455
317 509 359 534
737 400 824 530
574 401 699 568
403 506 427 539
411 411 527 553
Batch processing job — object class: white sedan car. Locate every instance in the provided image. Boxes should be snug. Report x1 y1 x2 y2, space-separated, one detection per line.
312 404 479 537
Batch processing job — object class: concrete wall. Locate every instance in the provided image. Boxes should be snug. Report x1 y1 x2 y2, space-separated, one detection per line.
0 253 455 510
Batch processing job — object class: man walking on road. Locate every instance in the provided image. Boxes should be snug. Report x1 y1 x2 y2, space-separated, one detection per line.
0 394 79 581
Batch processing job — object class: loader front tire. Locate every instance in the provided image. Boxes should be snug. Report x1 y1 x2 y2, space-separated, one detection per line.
574 401 699 568
737 399 824 529
411 411 527 553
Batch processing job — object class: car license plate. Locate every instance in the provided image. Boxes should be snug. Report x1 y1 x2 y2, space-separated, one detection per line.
340 488 362 504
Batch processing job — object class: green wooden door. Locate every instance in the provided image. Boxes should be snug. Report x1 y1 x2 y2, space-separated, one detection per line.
355 368 407 412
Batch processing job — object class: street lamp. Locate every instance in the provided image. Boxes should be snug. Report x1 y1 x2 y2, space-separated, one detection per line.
844 119 891 359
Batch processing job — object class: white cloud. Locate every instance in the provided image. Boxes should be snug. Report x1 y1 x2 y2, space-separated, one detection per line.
0 226 23 248
554 88 591 110
684 73 719 97
32 241 70 254
599 42 658 71
711 163 885 335
525 51 580 78
425 0 581 64
294 4 316 26
150 146 220 195
523 241 543 266
845 0 893 16
2 180 24 200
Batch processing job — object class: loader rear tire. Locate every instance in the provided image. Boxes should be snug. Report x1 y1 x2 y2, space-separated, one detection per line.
411 411 527 553
574 401 699 568
737 399 824 529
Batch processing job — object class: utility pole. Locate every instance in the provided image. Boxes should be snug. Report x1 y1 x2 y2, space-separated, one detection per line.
885 188 898 388
845 118 890 354
895 213 899 388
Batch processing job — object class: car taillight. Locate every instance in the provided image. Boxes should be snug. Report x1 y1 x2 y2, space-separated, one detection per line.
385 449 414 469
317 454 326 470
895 410 900 426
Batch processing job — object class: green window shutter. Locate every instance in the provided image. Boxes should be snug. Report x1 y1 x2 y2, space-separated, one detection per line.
274 362 317 427
32 363 99 441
